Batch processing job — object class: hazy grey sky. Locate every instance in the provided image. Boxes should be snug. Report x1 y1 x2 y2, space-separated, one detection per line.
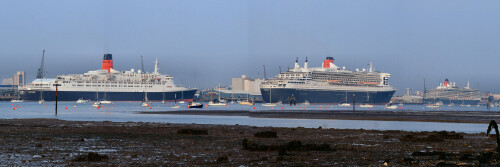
1 0 499 94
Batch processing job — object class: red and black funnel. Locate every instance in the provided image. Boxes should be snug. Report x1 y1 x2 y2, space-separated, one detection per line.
323 57 334 68
102 53 113 73
444 79 449 86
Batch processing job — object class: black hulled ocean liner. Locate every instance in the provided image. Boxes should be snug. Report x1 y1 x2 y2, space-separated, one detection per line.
260 57 396 104
423 79 481 106
19 54 197 102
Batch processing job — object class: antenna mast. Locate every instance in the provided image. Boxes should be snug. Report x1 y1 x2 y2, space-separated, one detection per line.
36 50 45 79
140 55 145 74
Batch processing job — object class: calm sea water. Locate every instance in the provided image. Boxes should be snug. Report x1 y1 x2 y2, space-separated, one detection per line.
1 102 495 133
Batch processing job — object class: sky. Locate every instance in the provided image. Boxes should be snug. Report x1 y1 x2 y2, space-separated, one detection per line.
1 0 499 95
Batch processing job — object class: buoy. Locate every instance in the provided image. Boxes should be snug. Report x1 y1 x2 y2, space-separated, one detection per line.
45 105 47 107
18 106 20 108
11 104 13 106
325 107 327 109
13 107 15 110
76 104 78 106
282 107 284 109
97 106 100 109
319 106 322 108
149 106 152 109
339 106 341 109
253 107 256 109
113 105 115 107
134 104 136 106
65 107 68 109
74 106 77 108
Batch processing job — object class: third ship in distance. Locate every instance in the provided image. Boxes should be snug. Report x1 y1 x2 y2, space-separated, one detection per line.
260 57 396 104
423 79 481 106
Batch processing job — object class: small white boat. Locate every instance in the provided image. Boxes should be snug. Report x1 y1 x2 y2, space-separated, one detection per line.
385 104 397 109
302 100 311 106
178 100 185 104
11 99 24 103
101 100 112 104
426 105 440 108
92 101 101 107
359 104 374 108
208 101 227 106
239 100 254 106
171 105 180 108
38 100 45 104
76 98 89 104
141 100 151 107
262 103 278 107
161 100 166 104
339 103 351 107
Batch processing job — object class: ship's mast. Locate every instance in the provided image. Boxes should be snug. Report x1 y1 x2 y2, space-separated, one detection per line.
36 50 45 79
154 58 159 75
140 55 145 74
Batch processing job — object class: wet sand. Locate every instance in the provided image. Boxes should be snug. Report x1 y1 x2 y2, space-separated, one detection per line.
140 110 500 123
1 119 499 166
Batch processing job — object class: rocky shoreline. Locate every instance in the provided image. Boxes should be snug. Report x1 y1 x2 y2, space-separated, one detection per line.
0 119 499 166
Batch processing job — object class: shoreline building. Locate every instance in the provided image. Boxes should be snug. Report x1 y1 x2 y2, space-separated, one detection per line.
220 75 264 101
13 71 25 86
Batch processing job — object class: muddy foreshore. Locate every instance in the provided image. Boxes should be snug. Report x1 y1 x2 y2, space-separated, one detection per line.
0 119 499 166
139 110 500 124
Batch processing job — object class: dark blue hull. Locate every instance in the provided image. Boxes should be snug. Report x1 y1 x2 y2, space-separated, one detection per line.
423 98 480 105
260 88 395 104
19 90 197 102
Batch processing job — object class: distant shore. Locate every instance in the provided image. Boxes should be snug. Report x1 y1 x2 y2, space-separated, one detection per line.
139 110 500 124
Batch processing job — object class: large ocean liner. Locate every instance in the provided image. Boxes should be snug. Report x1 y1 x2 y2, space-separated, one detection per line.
423 79 481 105
260 57 396 104
19 54 197 102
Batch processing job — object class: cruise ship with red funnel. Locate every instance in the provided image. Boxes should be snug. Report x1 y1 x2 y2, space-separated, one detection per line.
19 54 197 102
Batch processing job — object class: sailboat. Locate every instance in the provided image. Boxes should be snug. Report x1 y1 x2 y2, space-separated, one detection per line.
161 91 166 104
101 92 112 104
37 50 46 104
262 88 279 107
92 91 101 107
359 92 374 108
208 84 227 106
141 86 150 107
38 90 45 104
239 94 254 106
339 91 350 106
178 91 185 104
